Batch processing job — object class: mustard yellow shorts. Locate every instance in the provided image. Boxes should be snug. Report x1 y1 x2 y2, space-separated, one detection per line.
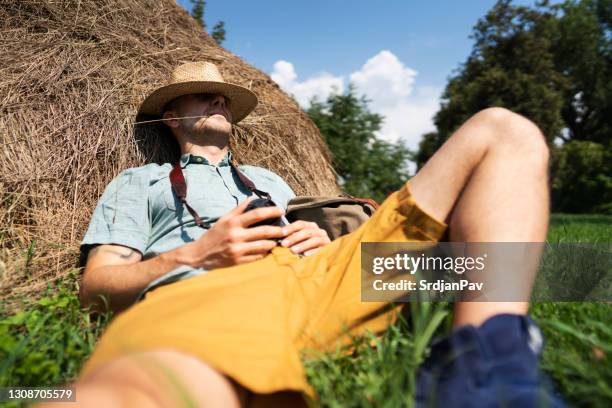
79 181 447 406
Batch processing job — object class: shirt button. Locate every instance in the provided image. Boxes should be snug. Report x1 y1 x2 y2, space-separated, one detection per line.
196 157 203 163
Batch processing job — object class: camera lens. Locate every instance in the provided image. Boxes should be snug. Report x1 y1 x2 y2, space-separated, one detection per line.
244 198 285 227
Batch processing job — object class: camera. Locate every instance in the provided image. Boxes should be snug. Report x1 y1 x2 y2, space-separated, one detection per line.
243 197 286 228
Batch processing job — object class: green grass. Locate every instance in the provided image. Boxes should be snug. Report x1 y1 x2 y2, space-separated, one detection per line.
306 214 612 407
532 215 612 302
532 303 612 405
0 272 111 408
548 214 611 243
0 214 610 407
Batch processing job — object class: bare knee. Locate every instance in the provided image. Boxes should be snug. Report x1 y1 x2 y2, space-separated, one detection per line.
76 349 243 408
474 107 550 168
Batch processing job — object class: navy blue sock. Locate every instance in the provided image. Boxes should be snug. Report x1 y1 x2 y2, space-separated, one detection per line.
416 313 566 408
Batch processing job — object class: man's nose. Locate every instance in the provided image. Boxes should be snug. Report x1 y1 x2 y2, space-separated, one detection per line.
211 94 226 108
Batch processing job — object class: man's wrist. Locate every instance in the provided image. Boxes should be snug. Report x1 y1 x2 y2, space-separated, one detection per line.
163 240 205 269
161 245 194 269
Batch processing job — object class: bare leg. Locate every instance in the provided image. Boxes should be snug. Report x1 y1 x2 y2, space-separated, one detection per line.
409 107 550 327
35 349 248 408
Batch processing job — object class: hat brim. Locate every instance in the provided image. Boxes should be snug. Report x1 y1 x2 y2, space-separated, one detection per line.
137 81 258 123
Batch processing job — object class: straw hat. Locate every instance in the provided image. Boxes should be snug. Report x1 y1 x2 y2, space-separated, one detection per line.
137 61 258 123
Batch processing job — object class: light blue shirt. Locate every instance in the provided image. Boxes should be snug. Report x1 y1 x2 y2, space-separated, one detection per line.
80 150 296 301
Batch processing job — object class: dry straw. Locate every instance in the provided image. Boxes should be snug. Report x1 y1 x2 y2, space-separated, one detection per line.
0 0 342 302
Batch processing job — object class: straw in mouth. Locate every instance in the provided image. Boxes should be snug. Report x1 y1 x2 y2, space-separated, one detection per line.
134 114 219 125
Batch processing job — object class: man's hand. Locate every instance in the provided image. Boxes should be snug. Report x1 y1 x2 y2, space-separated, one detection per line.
176 197 286 269
279 220 331 256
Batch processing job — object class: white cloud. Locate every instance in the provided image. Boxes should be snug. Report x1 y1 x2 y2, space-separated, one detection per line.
349 50 417 108
375 86 442 148
270 60 344 107
348 51 440 146
270 51 441 152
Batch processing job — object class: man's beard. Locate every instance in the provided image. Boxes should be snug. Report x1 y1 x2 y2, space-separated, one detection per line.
181 118 231 148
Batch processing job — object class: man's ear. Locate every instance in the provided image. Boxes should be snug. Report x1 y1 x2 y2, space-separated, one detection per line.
162 110 180 129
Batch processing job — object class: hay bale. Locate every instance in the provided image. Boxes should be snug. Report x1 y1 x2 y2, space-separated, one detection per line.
0 0 342 300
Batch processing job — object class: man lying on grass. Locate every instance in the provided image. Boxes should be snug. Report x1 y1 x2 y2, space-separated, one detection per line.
41 61 565 407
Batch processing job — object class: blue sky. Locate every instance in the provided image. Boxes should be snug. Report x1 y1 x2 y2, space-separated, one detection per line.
176 0 549 150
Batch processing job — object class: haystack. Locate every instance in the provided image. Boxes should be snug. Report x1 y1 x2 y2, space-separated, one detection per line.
0 0 342 300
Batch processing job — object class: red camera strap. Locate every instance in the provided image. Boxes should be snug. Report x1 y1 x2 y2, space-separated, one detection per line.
169 159 271 229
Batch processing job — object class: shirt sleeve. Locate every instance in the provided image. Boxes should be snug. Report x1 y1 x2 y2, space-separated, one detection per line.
80 168 151 260
268 172 296 226
267 170 297 204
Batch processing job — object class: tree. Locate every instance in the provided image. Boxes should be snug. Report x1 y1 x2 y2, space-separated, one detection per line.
190 0 226 45
414 0 611 213
307 87 412 203
190 0 206 29
433 0 567 148
551 0 612 144
212 21 226 45
551 141 612 214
